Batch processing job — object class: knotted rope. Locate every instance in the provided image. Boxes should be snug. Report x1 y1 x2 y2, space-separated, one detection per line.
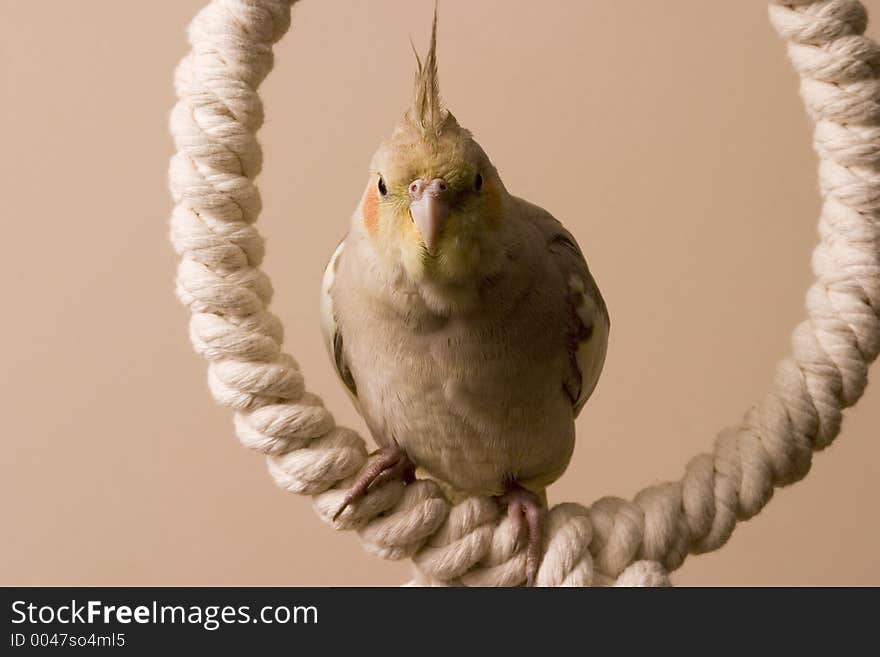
169 0 880 586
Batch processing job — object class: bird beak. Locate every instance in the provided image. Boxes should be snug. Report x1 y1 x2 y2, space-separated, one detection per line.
409 178 450 256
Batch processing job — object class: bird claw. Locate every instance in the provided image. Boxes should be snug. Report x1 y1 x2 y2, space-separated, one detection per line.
498 483 545 587
332 446 415 522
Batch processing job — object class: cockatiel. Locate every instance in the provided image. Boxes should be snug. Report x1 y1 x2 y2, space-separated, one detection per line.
320 7 608 585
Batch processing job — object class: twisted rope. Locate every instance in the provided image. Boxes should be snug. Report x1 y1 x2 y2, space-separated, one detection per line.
169 0 880 586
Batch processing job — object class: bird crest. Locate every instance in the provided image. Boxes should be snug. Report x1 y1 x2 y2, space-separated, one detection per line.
408 3 450 141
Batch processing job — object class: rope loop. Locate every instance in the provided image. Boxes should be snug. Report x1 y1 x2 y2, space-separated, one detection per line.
169 0 880 586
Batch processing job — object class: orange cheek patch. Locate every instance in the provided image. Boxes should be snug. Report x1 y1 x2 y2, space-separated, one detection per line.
362 186 379 236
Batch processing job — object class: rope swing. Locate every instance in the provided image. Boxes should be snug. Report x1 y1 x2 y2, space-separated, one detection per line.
168 0 880 586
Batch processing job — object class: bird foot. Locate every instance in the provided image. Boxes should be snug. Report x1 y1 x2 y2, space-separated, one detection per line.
333 446 415 521
497 483 545 587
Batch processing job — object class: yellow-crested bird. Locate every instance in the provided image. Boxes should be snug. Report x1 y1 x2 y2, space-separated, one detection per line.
320 6 608 585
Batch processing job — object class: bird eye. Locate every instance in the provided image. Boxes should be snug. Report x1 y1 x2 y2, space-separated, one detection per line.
378 176 387 196
475 173 483 192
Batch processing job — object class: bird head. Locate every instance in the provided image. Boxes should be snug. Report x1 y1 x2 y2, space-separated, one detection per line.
357 5 507 285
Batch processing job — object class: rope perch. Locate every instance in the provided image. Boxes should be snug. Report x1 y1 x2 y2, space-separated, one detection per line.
169 0 880 586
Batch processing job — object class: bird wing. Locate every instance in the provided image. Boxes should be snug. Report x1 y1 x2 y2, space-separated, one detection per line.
320 238 360 411
539 215 610 417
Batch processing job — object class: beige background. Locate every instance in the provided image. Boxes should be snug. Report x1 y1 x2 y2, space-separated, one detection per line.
1 0 878 586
